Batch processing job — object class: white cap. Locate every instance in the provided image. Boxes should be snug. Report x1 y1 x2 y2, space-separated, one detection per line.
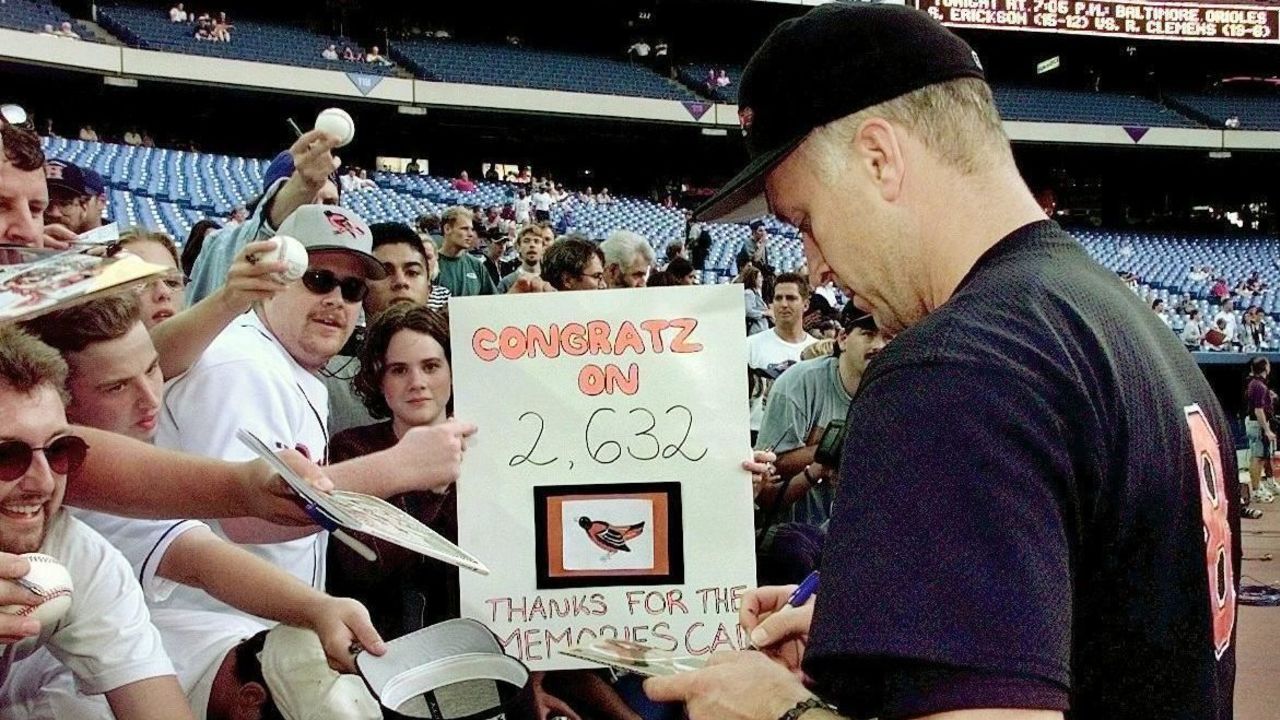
259 625 381 720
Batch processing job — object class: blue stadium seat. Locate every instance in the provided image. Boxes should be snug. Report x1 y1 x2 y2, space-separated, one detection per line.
0 0 97 41
1173 93 1280 131
95 4 398 76
391 40 698 101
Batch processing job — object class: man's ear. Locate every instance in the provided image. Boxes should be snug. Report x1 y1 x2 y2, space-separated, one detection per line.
231 681 268 720
853 118 906 203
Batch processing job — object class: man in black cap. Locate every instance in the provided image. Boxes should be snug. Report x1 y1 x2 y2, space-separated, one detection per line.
43 159 108 237
645 4 1237 720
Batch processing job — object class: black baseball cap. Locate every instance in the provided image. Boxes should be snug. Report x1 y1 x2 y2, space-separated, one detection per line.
695 3 986 223
839 300 878 334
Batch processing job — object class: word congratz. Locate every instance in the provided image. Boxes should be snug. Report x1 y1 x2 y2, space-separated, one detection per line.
471 318 704 362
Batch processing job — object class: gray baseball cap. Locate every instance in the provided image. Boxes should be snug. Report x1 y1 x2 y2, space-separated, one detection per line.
277 204 388 280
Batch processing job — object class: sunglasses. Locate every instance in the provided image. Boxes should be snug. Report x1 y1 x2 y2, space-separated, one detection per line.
134 271 187 294
301 269 368 303
0 435 89 484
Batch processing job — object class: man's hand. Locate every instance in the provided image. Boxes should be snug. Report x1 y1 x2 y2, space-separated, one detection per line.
40 223 77 250
741 584 813 674
391 420 479 491
643 652 814 720
744 450 779 499
215 239 290 316
0 553 40 643
507 275 556 294
303 596 386 673
239 447 334 526
289 129 341 195
807 461 834 484
531 671 583 720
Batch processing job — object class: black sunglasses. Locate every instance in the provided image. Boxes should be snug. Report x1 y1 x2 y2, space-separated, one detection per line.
0 435 90 484
301 269 368 303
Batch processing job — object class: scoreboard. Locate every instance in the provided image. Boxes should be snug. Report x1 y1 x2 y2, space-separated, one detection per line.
916 0 1280 42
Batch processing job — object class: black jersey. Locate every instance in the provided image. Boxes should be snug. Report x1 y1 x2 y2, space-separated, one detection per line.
805 220 1238 720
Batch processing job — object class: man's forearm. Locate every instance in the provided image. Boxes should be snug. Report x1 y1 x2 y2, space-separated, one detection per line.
106 677 196 720
68 428 253 519
151 289 243 379
775 446 817 480
217 447 444 543
160 528 327 624
326 446 450 497
267 177 314 228
1256 408 1270 427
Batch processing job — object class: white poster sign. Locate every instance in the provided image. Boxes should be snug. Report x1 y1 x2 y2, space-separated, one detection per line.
450 285 757 671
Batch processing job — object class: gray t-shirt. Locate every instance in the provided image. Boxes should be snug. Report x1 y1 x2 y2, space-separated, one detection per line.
755 355 852 527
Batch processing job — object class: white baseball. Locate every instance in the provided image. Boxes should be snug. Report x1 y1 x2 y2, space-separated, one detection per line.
263 235 309 282
315 107 355 148
0 553 73 639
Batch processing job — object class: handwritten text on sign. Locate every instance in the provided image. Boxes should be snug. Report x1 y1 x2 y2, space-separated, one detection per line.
451 286 756 670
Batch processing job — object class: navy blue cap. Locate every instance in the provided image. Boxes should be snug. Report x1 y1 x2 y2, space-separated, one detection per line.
45 160 105 197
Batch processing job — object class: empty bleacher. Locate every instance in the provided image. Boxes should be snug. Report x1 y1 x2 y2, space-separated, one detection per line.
1172 92 1280 131
994 87 1198 127
391 39 698 101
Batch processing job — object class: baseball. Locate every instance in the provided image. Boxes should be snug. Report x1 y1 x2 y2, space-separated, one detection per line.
263 235 309 282
315 107 355 148
0 553 73 639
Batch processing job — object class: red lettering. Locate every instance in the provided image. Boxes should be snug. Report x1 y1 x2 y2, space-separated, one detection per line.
587 320 612 355
472 328 498 362
669 318 703 353
641 319 670 352
579 365 606 396
684 622 709 655
526 324 558 359
497 628 521 656
498 326 527 360
563 323 588 356
651 622 678 652
523 628 545 660
614 321 646 356
607 363 640 396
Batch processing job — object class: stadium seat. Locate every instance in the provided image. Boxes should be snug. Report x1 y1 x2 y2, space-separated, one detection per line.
391 40 698 101
95 4 398 76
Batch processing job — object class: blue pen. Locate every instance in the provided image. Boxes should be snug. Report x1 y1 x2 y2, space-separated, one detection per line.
786 570 821 607
748 571 820 650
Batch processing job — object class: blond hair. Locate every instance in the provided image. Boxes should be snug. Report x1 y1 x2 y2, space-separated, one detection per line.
806 78 1010 178
117 227 181 268
441 206 474 232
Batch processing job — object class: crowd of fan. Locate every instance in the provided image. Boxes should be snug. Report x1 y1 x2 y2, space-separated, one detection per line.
167 4 233 43
1143 266 1273 352
0 106 882 719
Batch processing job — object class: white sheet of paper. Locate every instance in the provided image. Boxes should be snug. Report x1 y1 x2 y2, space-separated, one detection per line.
450 285 756 671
